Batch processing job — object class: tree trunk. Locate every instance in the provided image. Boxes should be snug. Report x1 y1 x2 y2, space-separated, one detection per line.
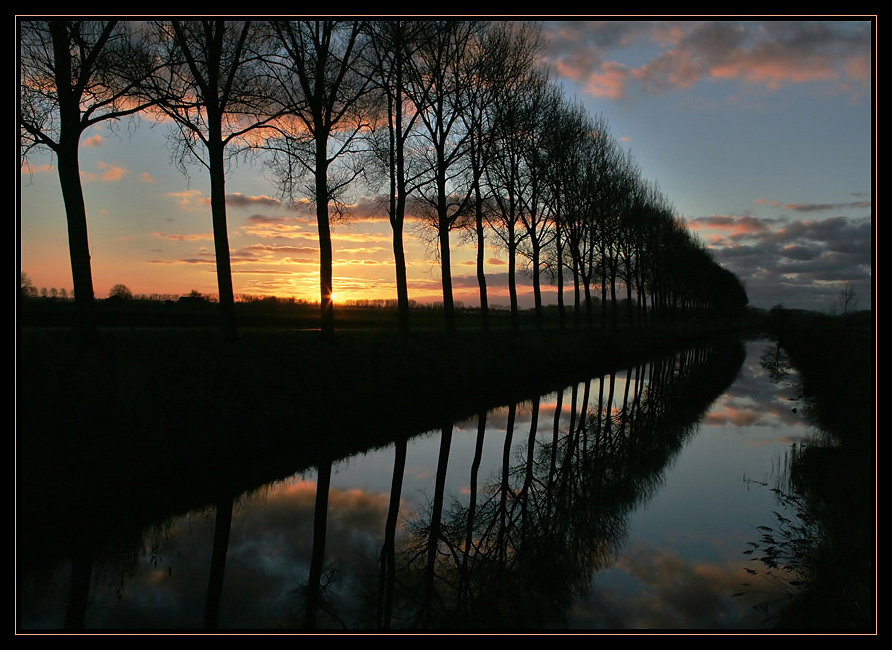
584 276 594 329
389 76 411 338
600 257 608 327
531 241 542 333
625 265 634 325
316 135 335 341
207 133 236 339
421 425 452 626
572 257 581 330
51 20 96 341
508 239 519 335
610 263 619 328
203 496 233 629
391 218 410 338
56 141 96 341
555 228 565 331
436 158 455 336
475 190 489 334
438 221 455 336
379 435 406 628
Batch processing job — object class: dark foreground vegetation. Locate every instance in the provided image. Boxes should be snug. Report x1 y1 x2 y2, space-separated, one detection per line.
752 307 875 631
771 307 874 445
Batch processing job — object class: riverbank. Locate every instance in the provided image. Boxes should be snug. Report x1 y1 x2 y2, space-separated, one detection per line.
19 321 742 455
771 308 874 445
764 308 875 631
18 322 744 550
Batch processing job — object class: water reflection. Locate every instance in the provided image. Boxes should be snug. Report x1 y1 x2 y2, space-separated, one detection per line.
387 342 744 630
23 337 837 631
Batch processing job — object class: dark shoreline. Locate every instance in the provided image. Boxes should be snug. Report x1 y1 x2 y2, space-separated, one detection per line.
17 322 745 559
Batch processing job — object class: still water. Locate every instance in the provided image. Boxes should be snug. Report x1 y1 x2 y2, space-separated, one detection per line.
20 338 823 631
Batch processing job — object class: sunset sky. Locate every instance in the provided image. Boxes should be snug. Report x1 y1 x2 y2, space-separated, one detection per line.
18 18 875 313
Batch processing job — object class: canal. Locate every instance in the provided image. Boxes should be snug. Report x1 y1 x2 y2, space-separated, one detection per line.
18 337 869 631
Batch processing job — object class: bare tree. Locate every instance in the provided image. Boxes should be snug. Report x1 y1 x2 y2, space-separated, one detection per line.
839 281 858 316
364 20 429 337
460 21 544 334
483 66 536 334
540 97 592 330
561 114 617 329
405 20 481 337
516 70 562 333
19 20 156 340
139 20 278 339
264 20 372 342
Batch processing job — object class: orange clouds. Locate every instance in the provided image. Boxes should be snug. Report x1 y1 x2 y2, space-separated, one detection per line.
632 48 704 93
166 189 210 208
20 161 54 175
81 159 128 182
686 215 770 238
82 134 102 147
710 52 838 89
584 61 631 99
153 231 213 242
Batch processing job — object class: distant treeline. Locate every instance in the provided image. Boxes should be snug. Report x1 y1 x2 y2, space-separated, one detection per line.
20 285 687 332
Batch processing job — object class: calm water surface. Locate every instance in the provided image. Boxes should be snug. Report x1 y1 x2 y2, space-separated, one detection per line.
21 338 820 631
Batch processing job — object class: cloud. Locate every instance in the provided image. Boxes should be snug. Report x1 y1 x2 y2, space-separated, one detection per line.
81 160 129 182
166 189 209 208
241 213 311 240
152 231 213 242
226 192 284 210
710 21 871 92
780 200 872 213
20 161 54 175
244 243 318 257
82 134 103 148
332 231 391 244
710 211 873 311
585 61 632 100
687 214 776 238
684 209 873 311
543 20 872 102
572 544 761 628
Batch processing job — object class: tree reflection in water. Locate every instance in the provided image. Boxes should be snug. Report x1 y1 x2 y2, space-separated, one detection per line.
20 338 751 631
368 339 745 630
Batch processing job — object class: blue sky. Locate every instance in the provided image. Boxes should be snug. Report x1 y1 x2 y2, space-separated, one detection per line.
542 19 874 312
19 18 875 312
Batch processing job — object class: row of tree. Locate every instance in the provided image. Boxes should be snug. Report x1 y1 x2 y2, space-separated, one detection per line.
19 19 748 341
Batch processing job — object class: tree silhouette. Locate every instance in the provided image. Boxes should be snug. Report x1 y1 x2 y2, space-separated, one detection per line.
363 20 429 337
265 20 372 342
19 20 157 340
107 283 133 300
138 20 278 339
405 20 481 337
460 22 544 334
839 281 858 315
